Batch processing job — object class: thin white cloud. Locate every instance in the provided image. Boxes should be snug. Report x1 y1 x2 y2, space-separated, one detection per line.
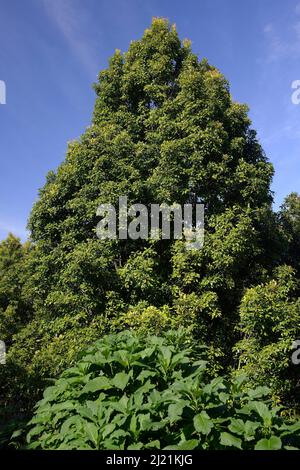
263 23 294 62
295 2 300 15
41 0 99 76
259 8 300 147
293 20 300 41
263 6 300 62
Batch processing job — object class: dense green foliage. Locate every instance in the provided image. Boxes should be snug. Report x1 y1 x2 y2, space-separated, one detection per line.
236 265 300 405
0 18 300 449
27 330 300 450
279 192 300 274
0 234 32 346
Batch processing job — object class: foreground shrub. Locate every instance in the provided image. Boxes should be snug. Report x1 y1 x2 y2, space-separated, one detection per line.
0 313 107 418
27 330 300 450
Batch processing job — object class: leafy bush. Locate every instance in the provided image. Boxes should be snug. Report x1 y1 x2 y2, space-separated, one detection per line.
0 234 32 346
0 312 107 417
117 303 173 335
27 330 300 450
236 265 300 406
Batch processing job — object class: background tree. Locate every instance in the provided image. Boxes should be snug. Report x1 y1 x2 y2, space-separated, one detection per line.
0 234 33 441
279 192 300 274
235 265 300 410
0 234 32 345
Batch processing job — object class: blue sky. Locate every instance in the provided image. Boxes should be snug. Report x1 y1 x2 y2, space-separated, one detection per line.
0 0 300 241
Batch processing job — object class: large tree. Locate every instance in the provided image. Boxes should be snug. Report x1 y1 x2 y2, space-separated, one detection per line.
2 18 284 411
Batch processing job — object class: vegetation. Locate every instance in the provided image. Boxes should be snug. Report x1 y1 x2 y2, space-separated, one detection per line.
0 18 300 450
26 330 300 450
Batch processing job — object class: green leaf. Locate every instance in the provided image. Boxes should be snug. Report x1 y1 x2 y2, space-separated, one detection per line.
138 413 152 431
26 425 43 443
168 402 185 422
248 386 270 400
60 416 83 438
140 347 156 359
111 372 130 391
255 436 282 450
86 400 100 416
233 374 248 391
193 412 213 435
102 423 116 439
145 440 161 449
229 419 259 441
244 420 260 440
76 406 96 422
81 376 112 394
220 432 242 449
164 439 199 450
228 419 246 436
11 429 24 439
130 415 138 434
85 422 98 446
279 421 300 436
128 442 143 450
175 440 200 450
252 402 272 424
203 377 225 395
159 346 172 368
136 370 156 382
